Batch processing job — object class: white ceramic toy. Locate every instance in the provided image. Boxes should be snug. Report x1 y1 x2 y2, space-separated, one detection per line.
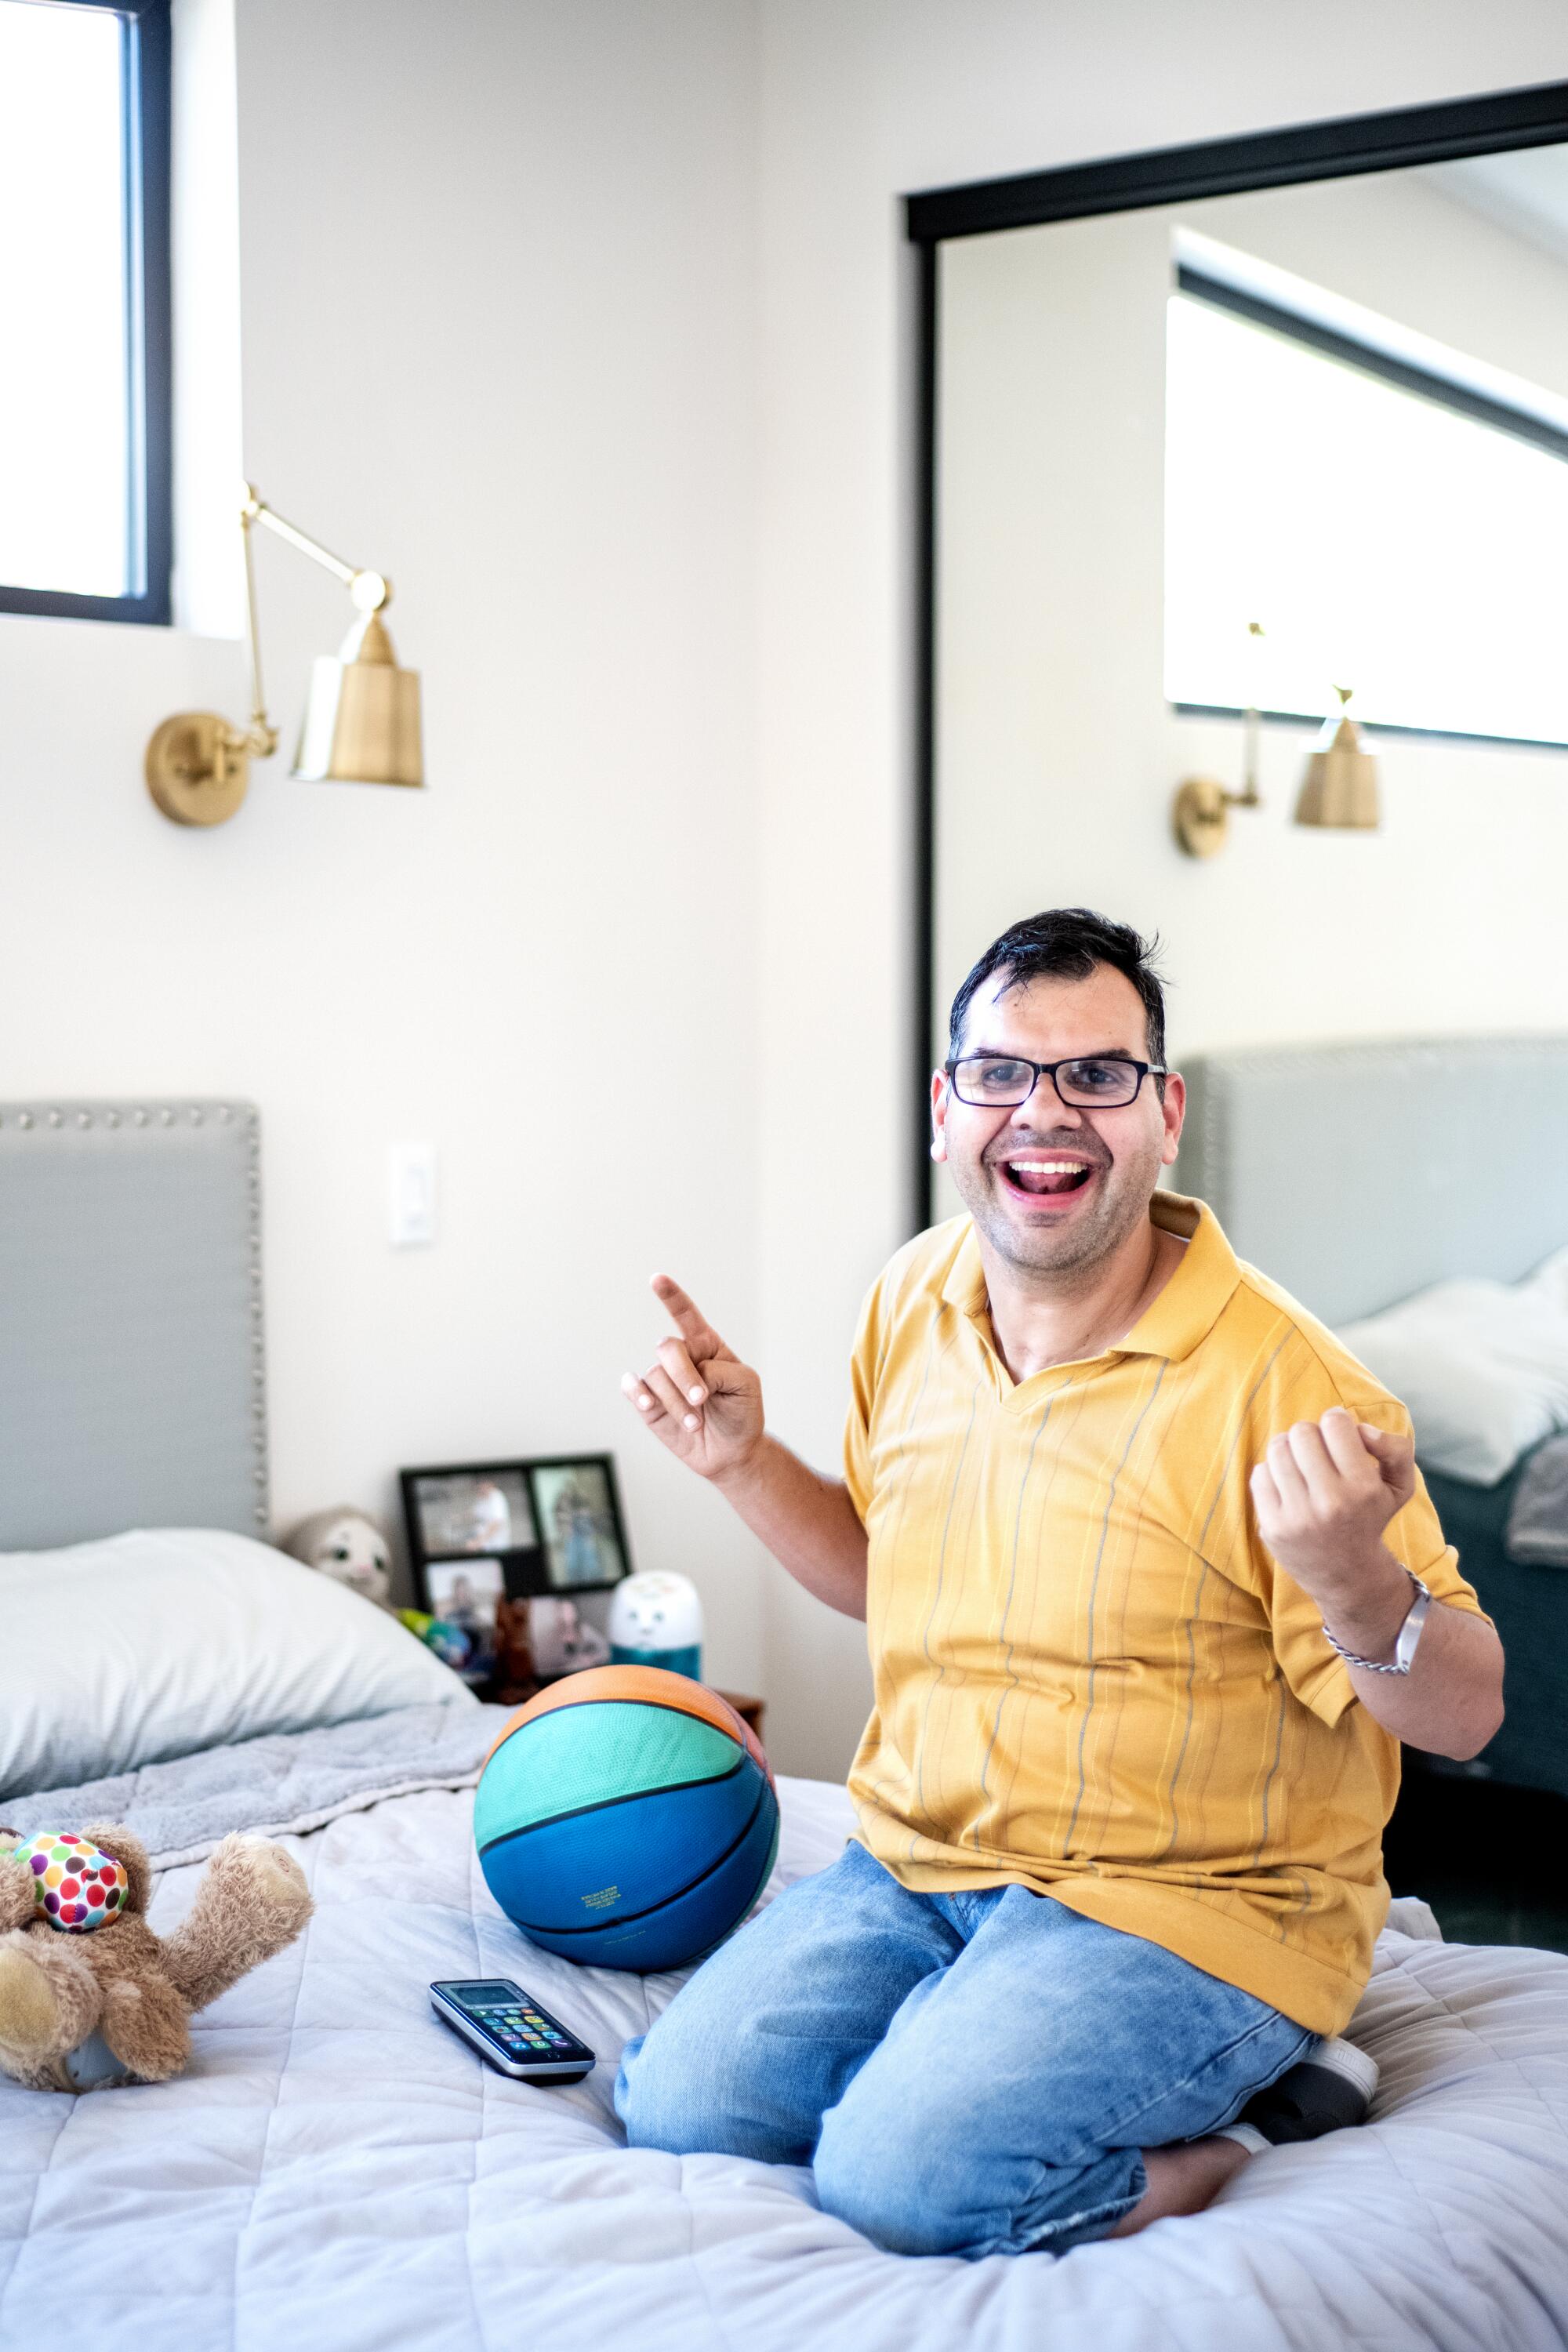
609 1570 704 1679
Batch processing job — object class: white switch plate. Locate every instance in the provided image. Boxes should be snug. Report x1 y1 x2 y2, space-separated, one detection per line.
387 1142 437 1247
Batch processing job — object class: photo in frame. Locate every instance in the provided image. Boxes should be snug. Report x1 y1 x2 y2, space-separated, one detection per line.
530 1457 630 1591
526 1592 613 1678
423 1556 506 1655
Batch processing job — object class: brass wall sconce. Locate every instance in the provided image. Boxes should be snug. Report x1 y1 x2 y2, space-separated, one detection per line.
145 484 423 827
1172 620 1265 858
1173 626 1383 855
1294 686 1381 830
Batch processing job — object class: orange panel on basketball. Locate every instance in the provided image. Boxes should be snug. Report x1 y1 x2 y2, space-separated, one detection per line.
484 1664 752 1768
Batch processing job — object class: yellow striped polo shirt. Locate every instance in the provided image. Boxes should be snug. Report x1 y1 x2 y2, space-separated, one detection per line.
842 1192 1485 2036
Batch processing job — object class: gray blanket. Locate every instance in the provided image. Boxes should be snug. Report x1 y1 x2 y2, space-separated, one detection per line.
0 1700 510 1868
1508 1431 1568 1566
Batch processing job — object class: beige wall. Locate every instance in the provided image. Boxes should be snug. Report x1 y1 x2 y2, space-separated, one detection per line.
3 0 1567 1774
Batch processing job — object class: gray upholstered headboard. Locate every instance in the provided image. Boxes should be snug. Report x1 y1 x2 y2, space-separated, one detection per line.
0 1101 267 1552
1171 1036 1568 1328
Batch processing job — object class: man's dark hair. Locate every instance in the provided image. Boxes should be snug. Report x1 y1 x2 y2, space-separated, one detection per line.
947 908 1168 1082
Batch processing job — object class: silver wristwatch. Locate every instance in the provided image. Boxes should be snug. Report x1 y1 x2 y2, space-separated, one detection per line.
1322 1569 1432 1675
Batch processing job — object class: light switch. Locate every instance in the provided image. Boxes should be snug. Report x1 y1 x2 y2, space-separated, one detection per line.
387 1142 437 1247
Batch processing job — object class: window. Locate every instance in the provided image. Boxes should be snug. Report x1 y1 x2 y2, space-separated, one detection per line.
1164 256 1568 748
0 0 170 623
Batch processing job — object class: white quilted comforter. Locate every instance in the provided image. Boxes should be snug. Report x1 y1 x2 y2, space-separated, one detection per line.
4 1770 1567 2352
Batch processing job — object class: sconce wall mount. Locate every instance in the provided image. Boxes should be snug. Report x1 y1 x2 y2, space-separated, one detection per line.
145 485 423 827
1171 619 1265 858
1171 770 1257 858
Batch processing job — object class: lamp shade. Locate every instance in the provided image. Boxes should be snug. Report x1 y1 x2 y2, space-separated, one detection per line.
1294 690 1378 830
292 608 423 788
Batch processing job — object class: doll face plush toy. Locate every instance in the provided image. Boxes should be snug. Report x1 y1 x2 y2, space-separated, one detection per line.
283 1507 393 1609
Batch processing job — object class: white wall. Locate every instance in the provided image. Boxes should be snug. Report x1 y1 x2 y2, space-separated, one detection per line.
4 0 1568 1776
0 0 769 1693
751 0 1568 1773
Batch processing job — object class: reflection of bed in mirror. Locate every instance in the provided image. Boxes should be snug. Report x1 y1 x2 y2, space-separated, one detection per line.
1173 1033 1568 1801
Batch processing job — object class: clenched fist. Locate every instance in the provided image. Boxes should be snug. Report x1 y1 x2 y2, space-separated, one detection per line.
1249 1406 1417 1610
622 1276 765 1486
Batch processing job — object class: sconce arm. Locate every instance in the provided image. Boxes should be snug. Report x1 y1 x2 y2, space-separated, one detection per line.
235 483 392 760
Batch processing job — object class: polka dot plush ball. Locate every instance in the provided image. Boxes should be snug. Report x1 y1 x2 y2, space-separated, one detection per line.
8 1833 129 1932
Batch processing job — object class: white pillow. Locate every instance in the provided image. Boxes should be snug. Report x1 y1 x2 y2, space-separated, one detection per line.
0 1527 476 1802
1338 1259 1568 1486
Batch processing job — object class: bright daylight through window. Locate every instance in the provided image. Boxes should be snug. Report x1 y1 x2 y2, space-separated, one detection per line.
0 0 158 612
1164 266 1568 746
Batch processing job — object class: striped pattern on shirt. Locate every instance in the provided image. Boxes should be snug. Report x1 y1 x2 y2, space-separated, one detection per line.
842 1194 1485 2035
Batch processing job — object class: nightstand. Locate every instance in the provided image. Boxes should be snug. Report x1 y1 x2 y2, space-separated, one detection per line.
716 1690 765 1741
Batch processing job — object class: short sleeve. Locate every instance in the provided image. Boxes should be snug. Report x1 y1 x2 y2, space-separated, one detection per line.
842 1279 884 1526
1232 1361 1489 1730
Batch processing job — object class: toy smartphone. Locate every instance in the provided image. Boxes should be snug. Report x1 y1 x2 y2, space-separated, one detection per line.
429 1978 595 2082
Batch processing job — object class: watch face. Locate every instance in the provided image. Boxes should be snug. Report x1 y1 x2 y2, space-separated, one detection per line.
1394 1584 1432 1671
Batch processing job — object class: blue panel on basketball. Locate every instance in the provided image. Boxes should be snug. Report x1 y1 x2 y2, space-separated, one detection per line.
521 1785 781 1975
474 1667 780 1973
481 1769 762 1931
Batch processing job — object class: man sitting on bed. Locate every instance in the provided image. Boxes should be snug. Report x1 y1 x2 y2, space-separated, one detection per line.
615 906 1504 2259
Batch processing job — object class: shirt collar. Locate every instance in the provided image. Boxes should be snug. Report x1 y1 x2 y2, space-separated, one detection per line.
938 1191 1240 1366
1120 1192 1241 1361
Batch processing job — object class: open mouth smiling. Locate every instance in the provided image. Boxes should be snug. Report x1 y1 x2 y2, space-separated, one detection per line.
989 1152 1104 1207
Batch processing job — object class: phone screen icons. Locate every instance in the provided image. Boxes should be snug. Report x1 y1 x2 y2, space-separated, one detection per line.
472 1997 574 2057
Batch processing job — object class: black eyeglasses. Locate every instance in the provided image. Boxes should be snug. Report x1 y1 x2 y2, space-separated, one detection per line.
944 1053 1166 1109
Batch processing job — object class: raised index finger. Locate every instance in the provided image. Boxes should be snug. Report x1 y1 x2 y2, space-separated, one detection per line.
651 1273 725 1358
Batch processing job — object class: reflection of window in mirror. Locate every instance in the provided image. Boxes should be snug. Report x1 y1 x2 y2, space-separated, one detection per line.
1165 229 1568 747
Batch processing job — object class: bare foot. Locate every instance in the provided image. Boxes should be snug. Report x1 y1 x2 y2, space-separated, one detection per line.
1108 2137 1251 2237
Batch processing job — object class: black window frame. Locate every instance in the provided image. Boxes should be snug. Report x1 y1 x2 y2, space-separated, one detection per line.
1166 260 1568 747
0 0 172 626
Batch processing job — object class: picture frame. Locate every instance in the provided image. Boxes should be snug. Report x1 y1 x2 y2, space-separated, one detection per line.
398 1453 634 1615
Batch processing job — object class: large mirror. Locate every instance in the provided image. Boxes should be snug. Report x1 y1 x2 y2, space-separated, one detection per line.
913 85 1568 1943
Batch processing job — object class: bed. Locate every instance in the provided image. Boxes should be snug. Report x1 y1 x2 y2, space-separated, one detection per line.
3 1094 1568 2351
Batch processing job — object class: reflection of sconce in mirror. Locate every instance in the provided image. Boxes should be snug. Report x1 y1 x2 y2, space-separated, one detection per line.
1172 619 1265 858
1294 685 1381 831
144 484 423 828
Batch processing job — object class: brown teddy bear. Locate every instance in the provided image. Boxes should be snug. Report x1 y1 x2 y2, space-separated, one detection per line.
0 1823 312 2092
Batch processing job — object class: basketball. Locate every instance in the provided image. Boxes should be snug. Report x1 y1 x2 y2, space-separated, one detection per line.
474 1665 779 1973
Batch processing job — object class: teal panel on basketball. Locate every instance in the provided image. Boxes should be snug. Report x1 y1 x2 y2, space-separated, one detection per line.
474 1702 741 1848
474 1673 780 1973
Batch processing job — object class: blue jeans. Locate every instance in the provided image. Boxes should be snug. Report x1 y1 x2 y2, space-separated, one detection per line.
615 1840 1314 2257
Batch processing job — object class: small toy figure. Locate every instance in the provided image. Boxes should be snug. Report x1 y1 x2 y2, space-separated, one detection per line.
397 1608 473 1671
283 1506 394 1610
0 1823 312 2093
492 1596 537 1695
